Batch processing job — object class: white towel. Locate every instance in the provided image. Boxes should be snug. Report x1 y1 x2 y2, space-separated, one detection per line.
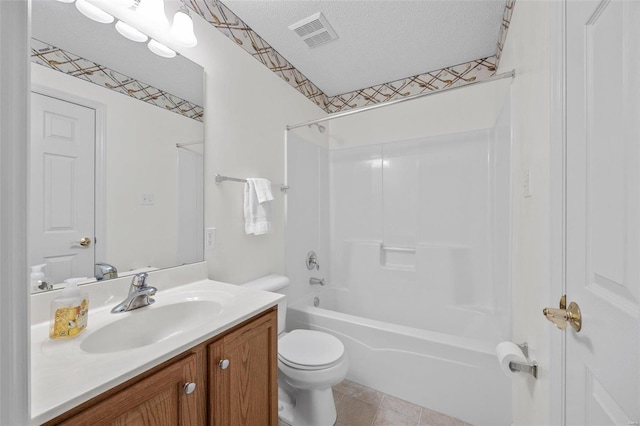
251 178 274 203
244 178 273 235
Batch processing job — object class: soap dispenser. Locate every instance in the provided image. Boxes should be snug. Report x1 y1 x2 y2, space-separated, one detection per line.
49 278 89 340
30 264 51 292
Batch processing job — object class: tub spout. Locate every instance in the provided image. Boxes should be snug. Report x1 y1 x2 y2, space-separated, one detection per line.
309 277 325 286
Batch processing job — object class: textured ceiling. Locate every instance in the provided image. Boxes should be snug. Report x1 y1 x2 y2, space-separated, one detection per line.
221 0 507 97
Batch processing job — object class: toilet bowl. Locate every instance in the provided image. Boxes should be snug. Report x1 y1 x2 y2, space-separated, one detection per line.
242 275 348 426
278 330 349 426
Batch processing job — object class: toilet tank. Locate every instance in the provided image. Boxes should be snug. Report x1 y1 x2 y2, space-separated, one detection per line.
242 274 289 335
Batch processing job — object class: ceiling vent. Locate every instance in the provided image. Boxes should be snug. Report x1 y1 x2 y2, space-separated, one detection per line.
289 12 338 49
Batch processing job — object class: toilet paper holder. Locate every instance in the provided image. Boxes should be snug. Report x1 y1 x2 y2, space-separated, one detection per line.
509 342 538 379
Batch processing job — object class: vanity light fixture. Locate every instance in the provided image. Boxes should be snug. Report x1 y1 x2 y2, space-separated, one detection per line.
170 6 197 48
115 20 149 43
75 0 114 24
56 0 198 58
148 39 176 58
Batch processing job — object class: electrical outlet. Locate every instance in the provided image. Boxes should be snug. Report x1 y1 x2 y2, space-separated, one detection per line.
140 193 155 205
523 169 532 198
205 228 216 249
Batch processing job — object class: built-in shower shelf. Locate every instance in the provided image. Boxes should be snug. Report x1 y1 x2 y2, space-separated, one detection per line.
380 245 416 271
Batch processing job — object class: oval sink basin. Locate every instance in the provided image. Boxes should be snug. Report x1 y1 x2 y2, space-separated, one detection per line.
80 300 222 354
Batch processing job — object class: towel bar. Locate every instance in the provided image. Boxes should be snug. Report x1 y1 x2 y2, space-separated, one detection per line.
215 174 289 192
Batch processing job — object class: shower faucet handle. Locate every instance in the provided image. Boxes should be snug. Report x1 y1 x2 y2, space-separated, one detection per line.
306 251 320 270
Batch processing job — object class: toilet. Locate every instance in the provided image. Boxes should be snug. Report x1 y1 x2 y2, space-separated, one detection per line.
243 275 348 426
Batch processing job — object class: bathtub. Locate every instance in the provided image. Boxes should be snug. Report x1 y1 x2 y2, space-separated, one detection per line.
287 289 512 426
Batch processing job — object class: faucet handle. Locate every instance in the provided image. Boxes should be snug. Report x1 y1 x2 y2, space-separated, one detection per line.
131 272 148 288
306 251 320 270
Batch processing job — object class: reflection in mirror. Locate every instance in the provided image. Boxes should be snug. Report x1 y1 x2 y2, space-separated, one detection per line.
30 0 205 293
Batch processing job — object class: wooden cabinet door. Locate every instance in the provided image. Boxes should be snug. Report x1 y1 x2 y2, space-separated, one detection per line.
208 310 278 426
58 353 201 426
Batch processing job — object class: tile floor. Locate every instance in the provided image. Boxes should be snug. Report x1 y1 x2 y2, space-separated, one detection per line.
279 379 471 426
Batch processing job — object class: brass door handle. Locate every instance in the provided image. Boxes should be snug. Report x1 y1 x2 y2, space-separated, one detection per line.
78 237 92 247
543 295 582 332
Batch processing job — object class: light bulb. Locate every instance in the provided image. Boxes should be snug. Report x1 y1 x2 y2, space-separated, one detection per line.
148 39 176 58
170 9 197 47
75 0 114 24
115 20 148 42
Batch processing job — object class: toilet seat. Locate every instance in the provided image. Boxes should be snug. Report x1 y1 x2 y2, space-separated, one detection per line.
278 330 344 371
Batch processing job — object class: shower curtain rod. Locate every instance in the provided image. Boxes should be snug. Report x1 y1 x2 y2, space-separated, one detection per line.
286 69 515 131
176 140 204 148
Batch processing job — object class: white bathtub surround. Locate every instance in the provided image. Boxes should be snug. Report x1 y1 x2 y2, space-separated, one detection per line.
329 129 511 329
284 80 513 425
30 262 283 424
284 133 331 305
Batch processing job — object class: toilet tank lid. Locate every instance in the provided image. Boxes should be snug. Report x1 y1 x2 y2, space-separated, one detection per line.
242 274 290 292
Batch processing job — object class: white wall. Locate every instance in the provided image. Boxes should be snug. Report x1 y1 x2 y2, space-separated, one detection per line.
497 1 559 424
31 64 203 274
176 14 327 284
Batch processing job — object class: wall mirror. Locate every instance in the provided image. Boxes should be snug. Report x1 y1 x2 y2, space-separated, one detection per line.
30 0 205 293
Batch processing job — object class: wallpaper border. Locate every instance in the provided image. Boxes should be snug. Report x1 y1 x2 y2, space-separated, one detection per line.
188 0 515 113
31 38 204 122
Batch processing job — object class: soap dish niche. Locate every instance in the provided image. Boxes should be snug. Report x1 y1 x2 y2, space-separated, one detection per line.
380 245 416 271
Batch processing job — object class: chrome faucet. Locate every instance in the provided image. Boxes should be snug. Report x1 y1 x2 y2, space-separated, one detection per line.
111 273 157 313
95 262 118 281
309 277 325 286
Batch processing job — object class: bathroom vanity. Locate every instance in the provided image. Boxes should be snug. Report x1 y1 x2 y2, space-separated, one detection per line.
31 263 281 425
43 309 277 425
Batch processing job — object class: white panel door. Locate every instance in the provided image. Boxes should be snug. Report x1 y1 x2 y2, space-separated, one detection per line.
30 93 95 284
565 1 640 424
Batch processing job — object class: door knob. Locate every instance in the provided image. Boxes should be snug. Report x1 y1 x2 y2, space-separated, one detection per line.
543 295 582 332
77 237 92 247
219 359 230 369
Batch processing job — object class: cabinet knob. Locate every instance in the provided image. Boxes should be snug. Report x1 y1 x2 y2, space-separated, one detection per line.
183 382 196 395
219 359 230 370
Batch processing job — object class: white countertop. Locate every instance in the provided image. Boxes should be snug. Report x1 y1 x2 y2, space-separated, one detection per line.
31 273 282 425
